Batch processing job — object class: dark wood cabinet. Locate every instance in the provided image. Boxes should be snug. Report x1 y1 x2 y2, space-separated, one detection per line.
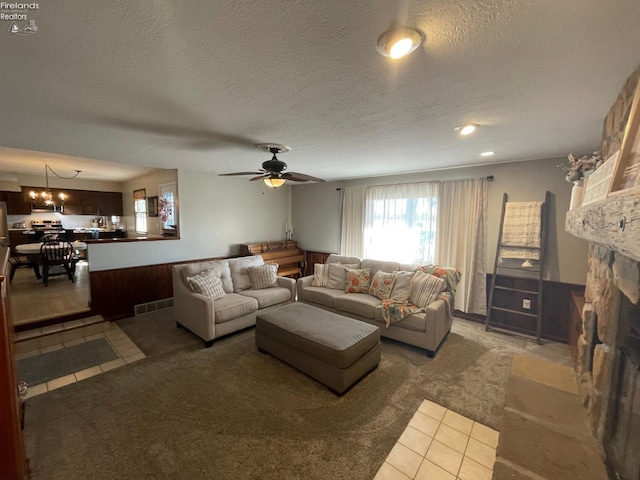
18 187 123 217
0 191 31 215
0 248 29 479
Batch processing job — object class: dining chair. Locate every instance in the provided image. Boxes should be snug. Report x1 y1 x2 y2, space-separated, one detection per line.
39 240 74 287
9 251 41 283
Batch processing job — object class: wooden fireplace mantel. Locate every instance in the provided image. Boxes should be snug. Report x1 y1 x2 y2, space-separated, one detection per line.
565 192 640 262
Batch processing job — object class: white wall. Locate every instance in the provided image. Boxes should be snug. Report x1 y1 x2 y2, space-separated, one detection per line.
292 157 589 285
87 170 291 271
121 169 178 236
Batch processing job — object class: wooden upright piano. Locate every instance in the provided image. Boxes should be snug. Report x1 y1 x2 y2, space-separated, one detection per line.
239 241 306 279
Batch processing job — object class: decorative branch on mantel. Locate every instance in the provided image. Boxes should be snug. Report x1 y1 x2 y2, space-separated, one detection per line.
565 195 640 263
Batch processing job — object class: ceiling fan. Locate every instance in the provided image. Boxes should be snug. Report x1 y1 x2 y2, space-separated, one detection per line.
219 144 325 188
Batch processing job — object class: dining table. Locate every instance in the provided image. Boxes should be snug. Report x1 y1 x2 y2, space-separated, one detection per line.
15 241 88 255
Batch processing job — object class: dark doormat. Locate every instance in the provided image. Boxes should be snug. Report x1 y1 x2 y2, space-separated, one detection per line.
18 338 119 386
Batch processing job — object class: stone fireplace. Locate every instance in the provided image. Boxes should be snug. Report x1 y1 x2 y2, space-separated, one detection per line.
565 65 640 479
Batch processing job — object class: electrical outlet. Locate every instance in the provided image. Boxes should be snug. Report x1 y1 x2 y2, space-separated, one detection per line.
522 299 531 309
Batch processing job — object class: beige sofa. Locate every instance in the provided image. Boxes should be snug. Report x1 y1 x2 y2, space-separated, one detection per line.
173 256 296 347
296 254 459 357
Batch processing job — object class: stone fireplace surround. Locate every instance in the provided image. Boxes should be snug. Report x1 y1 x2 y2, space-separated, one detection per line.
565 64 640 478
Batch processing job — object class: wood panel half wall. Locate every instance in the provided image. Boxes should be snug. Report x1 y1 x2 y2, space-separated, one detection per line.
90 256 230 321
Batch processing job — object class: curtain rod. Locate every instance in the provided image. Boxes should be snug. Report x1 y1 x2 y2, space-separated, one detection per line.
336 175 494 190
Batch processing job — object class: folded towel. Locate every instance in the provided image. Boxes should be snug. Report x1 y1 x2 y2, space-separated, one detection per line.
500 202 542 260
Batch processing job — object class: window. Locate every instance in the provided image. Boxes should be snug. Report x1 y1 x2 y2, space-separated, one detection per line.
363 183 437 265
159 182 176 229
133 189 147 234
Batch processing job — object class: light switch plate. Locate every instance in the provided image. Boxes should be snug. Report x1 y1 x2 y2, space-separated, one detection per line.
522 299 531 309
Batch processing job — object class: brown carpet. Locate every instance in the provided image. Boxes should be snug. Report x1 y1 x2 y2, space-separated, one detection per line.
23 311 571 480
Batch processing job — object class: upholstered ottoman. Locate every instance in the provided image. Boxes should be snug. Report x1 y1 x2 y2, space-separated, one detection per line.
255 302 381 395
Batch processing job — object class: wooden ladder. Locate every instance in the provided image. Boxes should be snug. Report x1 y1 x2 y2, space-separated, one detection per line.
485 191 550 344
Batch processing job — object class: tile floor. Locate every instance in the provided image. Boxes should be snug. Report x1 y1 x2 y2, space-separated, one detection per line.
15 318 145 400
374 400 499 480
11 260 91 326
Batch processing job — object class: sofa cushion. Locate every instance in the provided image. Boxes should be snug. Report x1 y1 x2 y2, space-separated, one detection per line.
179 260 233 293
409 271 445 308
369 270 396 300
373 307 426 332
326 263 359 290
390 271 415 302
229 256 264 292
311 263 328 287
238 287 292 309
326 254 361 266
335 293 381 318
299 286 346 308
247 264 278 290
345 268 371 293
185 268 226 300
361 259 401 278
212 293 258 324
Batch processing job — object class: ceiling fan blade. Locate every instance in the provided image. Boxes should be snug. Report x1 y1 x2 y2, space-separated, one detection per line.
282 172 326 182
250 175 269 181
218 172 264 176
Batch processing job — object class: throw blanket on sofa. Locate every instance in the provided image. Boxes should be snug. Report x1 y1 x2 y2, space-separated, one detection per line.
417 265 461 320
380 299 423 328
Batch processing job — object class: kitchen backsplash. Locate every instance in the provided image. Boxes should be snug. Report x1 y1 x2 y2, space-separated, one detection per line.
7 213 131 230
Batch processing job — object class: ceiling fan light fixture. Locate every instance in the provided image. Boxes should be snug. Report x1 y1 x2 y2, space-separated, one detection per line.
455 124 477 136
377 27 424 59
264 178 286 188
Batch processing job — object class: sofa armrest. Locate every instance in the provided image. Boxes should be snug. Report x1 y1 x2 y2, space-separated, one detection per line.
423 299 450 351
276 276 296 301
296 275 313 298
172 272 216 341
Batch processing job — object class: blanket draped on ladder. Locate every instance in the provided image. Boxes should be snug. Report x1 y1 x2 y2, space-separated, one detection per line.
499 201 542 261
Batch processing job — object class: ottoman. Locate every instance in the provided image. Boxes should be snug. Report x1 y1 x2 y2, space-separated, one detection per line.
255 302 381 395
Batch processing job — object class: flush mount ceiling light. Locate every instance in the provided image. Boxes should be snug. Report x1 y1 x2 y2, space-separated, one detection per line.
376 27 424 59
480 151 495 157
455 124 478 136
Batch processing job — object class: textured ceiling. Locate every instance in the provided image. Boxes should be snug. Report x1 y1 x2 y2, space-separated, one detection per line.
1 0 639 182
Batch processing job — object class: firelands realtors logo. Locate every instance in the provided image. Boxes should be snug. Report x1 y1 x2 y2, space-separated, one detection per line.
1 2 39 35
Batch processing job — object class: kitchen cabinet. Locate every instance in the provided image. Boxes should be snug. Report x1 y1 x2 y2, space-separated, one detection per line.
0 191 31 215
19 187 123 217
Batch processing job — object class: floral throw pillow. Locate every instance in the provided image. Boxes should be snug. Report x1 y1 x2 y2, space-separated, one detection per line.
247 264 279 290
369 270 396 300
409 270 445 308
345 268 371 293
185 268 226 301
311 263 328 287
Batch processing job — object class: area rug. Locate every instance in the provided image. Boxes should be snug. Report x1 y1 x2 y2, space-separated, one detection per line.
23 313 571 480
17 338 118 386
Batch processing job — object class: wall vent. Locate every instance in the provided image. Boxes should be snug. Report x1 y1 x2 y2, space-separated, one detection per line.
135 298 174 316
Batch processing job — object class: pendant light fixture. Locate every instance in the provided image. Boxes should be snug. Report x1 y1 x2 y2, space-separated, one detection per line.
376 27 425 59
29 164 81 207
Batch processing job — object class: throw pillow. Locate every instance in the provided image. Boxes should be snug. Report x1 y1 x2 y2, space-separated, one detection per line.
311 263 328 287
326 263 359 290
185 268 226 300
345 268 371 293
369 270 396 300
409 270 445 308
247 264 279 290
390 271 415 302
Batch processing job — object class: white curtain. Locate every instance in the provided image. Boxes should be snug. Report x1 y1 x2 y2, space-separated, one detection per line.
436 178 488 314
364 183 438 264
340 187 366 257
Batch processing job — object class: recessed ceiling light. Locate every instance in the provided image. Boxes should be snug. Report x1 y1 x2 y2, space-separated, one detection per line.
480 151 495 157
455 124 477 136
376 27 424 59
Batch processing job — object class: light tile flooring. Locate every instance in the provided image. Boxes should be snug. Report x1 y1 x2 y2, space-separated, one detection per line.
374 400 499 480
15 318 145 400
11 259 91 326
